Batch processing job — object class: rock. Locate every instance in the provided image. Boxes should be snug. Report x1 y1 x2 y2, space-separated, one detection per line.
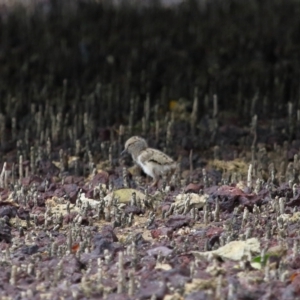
175 193 208 210
63 184 80 203
181 170 191 179
150 227 173 239
184 183 202 193
267 244 288 257
0 218 12 243
237 270 264 283
86 171 109 188
163 293 183 300
0 205 18 218
104 188 146 204
37 160 60 176
277 213 290 223
155 263 172 271
288 212 300 223
236 181 247 191
80 193 101 208
93 225 119 255
165 215 194 229
46 197 78 210
21 244 39 255
185 291 212 300
192 238 260 261
184 278 216 295
205 263 225 276
147 246 173 257
137 280 167 300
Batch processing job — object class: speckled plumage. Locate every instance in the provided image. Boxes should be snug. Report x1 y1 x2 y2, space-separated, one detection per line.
123 136 177 186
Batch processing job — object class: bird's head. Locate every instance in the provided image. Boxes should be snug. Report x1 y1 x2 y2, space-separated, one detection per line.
121 136 148 157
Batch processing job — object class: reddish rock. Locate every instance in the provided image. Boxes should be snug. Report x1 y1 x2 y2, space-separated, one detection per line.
151 227 173 239
185 183 202 193
165 215 194 230
205 226 223 238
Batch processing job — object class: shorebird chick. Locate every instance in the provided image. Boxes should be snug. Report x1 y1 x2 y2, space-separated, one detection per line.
121 136 177 187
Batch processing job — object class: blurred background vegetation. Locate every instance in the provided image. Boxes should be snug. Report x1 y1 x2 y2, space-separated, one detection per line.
0 0 299 145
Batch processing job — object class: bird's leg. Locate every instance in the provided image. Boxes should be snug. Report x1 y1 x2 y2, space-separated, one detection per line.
150 177 159 188
166 174 172 185
165 170 174 185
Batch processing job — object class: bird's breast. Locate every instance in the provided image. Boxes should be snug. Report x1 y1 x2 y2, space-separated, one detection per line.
137 156 154 178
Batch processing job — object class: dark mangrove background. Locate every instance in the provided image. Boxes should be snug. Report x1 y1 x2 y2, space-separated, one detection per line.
0 0 300 163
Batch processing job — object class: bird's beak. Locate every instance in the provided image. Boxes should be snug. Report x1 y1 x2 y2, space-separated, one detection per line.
121 149 127 156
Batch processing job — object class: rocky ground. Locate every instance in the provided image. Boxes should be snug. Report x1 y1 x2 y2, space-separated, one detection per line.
1 0 300 299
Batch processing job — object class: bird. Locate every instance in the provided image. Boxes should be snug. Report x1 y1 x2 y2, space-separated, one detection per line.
121 136 177 187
